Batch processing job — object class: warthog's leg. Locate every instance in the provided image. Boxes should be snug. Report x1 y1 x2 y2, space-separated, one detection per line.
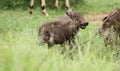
29 0 34 14
55 0 71 9
55 0 59 8
111 24 120 49
114 32 119 46
65 0 70 9
101 29 111 46
41 0 48 16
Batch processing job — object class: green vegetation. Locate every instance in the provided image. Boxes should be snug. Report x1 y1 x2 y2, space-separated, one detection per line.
74 0 120 13
1 0 120 13
0 0 120 71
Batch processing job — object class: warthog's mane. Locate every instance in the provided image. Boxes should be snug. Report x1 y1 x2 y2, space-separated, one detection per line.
103 8 120 24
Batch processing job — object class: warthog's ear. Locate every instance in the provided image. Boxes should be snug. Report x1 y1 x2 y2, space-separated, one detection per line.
103 16 108 21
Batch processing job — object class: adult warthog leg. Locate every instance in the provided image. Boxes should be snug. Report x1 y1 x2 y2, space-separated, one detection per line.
65 0 70 9
41 0 48 16
55 0 59 8
29 0 34 14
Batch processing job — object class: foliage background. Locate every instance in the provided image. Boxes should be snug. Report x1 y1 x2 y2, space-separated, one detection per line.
0 0 120 13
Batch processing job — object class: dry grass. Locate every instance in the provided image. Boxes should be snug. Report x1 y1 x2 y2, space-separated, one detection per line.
85 13 108 24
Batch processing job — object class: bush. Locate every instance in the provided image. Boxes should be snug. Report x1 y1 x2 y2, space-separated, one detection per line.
0 0 84 10
0 0 29 9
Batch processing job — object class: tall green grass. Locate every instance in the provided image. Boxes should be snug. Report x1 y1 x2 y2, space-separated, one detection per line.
0 10 120 71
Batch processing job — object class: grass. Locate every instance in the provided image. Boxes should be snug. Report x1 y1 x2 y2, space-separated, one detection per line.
72 0 120 13
0 0 120 71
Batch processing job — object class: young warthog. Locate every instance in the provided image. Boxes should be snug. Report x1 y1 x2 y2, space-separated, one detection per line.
99 8 120 47
38 21 75 47
38 10 89 47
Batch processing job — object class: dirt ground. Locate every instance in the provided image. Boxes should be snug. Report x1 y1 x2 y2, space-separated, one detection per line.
85 13 108 24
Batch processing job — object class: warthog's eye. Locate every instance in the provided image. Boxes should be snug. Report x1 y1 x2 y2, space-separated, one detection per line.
74 18 78 23
45 31 49 34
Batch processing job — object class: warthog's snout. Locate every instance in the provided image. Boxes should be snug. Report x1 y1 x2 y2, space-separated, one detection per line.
81 22 89 29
